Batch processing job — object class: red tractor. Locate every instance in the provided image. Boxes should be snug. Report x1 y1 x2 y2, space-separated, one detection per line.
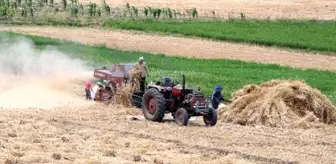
138 75 217 126
93 64 217 126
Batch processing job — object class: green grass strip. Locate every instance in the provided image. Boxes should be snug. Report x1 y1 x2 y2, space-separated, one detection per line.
104 19 336 54
2 31 336 104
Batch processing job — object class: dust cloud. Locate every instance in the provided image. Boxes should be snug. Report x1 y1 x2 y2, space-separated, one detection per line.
0 36 94 109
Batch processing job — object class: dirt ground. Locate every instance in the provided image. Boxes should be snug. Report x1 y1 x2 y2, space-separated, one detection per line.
2 26 336 72
1 103 336 164
77 0 336 20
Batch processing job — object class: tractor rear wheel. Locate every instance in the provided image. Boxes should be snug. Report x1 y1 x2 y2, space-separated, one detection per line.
175 108 189 126
142 88 165 122
203 107 217 126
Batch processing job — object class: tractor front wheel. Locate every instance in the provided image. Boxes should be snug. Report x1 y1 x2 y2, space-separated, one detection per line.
203 107 217 126
175 108 189 126
142 88 165 122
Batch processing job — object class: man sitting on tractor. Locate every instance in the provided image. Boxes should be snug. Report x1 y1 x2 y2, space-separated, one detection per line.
134 57 149 92
211 85 224 110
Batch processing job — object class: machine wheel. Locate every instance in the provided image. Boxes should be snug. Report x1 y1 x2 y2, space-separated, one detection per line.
142 88 165 122
203 108 217 126
172 112 191 120
101 91 113 105
175 108 189 126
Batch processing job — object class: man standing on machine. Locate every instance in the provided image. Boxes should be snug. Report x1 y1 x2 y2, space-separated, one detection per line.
134 57 148 92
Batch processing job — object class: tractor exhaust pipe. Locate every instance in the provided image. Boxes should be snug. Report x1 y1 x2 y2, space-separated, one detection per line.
182 74 186 96
182 74 185 90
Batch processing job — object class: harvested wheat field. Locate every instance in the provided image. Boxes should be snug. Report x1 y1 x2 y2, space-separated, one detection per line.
219 80 336 128
1 87 336 164
2 26 336 72
78 0 336 20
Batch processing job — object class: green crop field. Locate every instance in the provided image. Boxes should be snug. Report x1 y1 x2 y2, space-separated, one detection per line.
2 31 336 104
104 19 336 54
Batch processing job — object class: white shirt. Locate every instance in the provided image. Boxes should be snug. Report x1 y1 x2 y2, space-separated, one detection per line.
91 85 99 99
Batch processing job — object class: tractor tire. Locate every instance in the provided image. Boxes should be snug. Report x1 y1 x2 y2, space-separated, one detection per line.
142 88 165 122
175 108 189 126
203 107 217 126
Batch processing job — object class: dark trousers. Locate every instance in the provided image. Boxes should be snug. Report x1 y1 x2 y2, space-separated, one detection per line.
140 77 146 92
212 101 219 110
85 88 91 100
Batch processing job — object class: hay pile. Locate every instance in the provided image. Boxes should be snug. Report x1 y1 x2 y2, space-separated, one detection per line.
112 69 141 107
219 80 336 128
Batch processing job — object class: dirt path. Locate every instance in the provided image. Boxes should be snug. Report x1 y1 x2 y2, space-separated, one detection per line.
80 0 336 20
2 26 336 72
1 105 335 163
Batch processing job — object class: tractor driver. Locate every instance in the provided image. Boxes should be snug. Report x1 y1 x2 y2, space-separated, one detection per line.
134 56 149 92
211 85 224 110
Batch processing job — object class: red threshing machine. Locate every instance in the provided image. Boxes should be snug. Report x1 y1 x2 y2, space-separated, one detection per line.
93 63 137 105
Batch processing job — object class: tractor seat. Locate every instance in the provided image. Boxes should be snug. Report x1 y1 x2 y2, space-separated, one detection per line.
162 77 172 87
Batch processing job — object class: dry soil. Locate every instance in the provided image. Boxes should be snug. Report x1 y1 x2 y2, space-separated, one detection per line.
1 101 336 164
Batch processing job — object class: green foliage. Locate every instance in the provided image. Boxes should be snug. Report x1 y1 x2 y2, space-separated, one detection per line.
88 3 93 16
88 2 97 17
29 7 33 17
131 6 138 17
97 8 100 16
240 12 245 20
167 8 172 19
102 0 110 15
143 7 148 17
13 2 17 9
5 32 335 104
79 3 84 15
49 0 53 7
191 8 197 18
150 8 162 18
0 6 8 16
62 0 67 10
27 0 32 7
104 19 336 54
70 4 78 17
21 7 27 17
38 0 44 7
8 7 14 16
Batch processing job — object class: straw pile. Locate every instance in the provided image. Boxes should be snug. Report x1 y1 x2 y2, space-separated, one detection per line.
219 80 336 128
112 69 141 107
